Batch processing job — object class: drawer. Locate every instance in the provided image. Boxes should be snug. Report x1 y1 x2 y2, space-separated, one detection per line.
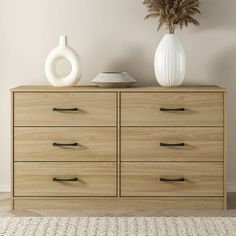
14 93 116 126
121 162 223 197
121 127 223 161
14 127 116 162
121 93 223 126
14 162 116 197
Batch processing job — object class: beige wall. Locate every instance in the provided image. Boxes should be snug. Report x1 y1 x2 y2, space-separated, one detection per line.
0 0 236 190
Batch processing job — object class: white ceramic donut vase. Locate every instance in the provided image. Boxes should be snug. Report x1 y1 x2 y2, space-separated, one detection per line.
45 36 82 87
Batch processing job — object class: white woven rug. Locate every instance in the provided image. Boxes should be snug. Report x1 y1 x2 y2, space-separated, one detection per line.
0 217 236 236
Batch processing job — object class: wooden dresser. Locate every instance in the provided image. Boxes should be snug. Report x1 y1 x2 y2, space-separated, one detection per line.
11 86 227 210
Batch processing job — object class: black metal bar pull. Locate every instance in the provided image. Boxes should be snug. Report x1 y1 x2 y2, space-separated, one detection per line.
53 108 78 112
160 177 185 182
53 143 78 147
160 108 185 112
53 177 78 182
160 143 185 147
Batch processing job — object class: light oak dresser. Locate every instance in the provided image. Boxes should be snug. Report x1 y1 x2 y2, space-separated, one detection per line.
11 86 227 210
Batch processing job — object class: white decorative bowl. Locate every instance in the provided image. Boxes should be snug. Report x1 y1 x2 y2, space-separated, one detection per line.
92 72 136 88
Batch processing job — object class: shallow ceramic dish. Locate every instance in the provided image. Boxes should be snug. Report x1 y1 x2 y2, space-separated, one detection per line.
92 72 136 88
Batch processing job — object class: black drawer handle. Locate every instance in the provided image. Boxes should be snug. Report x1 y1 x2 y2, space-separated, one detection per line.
53 177 78 182
160 108 185 112
160 143 185 147
53 143 78 147
160 177 185 182
53 108 78 112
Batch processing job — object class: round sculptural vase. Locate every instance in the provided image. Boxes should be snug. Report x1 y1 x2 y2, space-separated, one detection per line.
45 36 82 87
154 34 186 87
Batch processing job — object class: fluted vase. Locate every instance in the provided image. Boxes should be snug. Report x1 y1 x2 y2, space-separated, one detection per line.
154 34 186 87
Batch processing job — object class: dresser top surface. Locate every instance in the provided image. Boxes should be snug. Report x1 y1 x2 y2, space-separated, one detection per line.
11 85 226 92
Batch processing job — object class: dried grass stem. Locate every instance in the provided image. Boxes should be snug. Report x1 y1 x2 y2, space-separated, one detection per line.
143 0 201 33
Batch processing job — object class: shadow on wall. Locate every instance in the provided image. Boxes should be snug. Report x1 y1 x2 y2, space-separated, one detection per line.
209 44 236 182
107 46 157 86
209 46 236 86
200 0 236 30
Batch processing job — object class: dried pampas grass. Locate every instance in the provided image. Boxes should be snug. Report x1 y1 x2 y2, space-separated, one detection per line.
143 0 201 33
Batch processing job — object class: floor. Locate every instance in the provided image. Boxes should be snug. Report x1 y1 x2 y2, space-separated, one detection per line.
1 193 236 217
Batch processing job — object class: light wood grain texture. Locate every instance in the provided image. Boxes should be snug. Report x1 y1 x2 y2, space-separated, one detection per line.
11 86 226 93
13 197 224 210
121 162 223 197
14 93 117 126
14 127 116 162
11 86 227 210
3 193 236 216
14 162 117 197
121 127 223 161
224 92 228 209
121 93 224 126
11 92 14 209
117 92 121 197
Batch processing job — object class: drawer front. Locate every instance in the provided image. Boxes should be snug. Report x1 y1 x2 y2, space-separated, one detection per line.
14 162 116 197
121 127 223 161
121 93 223 126
14 127 116 162
121 162 223 197
14 93 116 126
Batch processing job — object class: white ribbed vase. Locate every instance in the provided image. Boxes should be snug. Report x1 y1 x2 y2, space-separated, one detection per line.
154 34 186 87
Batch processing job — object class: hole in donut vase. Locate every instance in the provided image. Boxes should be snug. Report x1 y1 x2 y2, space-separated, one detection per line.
55 58 72 78
45 36 82 87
